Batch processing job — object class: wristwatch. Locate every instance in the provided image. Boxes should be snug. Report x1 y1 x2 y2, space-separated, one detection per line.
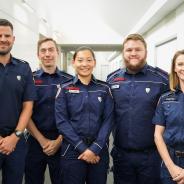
14 130 24 138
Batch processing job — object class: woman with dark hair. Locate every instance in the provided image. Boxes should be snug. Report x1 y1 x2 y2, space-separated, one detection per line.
55 46 114 184
153 50 184 184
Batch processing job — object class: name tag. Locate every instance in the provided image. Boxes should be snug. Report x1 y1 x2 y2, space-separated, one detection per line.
111 84 120 89
69 89 80 93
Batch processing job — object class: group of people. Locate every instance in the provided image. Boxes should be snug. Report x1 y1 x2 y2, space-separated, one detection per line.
0 18 184 184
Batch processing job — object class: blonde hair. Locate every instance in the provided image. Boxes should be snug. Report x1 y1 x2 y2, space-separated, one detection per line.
169 50 184 91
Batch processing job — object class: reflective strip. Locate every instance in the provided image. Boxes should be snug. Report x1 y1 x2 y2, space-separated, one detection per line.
74 140 82 149
94 142 102 149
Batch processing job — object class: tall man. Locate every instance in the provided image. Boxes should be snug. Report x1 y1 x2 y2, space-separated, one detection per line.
0 19 36 184
25 38 73 184
107 34 169 184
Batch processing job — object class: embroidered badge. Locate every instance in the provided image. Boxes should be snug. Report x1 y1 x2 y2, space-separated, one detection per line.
114 77 126 82
145 87 150 93
17 75 21 81
67 87 80 93
98 97 102 102
111 84 120 89
34 80 43 85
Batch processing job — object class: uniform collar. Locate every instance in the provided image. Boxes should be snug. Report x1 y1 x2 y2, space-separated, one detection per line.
10 56 18 65
37 67 60 77
73 75 97 85
125 63 148 75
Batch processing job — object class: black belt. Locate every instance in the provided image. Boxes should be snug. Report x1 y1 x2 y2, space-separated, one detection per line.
175 150 184 157
121 146 156 153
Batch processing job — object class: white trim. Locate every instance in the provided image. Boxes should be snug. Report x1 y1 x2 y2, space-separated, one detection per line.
74 140 82 149
94 142 102 149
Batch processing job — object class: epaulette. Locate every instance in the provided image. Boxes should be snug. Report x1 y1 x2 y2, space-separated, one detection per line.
61 78 73 88
155 67 168 76
161 91 175 99
59 71 73 80
107 68 123 82
95 79 108 85
107 68 121 79
155 67 168 81
13 57 28 64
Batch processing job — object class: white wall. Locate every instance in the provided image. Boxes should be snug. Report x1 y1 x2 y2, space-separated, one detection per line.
144 2 184 72
0 0 55 71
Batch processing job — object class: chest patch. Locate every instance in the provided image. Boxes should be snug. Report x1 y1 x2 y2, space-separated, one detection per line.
17 75 21 81
34 79 43 85
145 87 150 94
111 84 120 89
67 87 80 93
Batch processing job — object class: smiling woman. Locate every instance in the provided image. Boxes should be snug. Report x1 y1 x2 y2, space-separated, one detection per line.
153 50 184 184
55 46 114 184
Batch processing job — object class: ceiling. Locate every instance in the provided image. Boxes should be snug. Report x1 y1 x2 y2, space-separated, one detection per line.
27 0 183 47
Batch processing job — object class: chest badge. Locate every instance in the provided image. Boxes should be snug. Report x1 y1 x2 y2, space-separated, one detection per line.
111 84 120 89
145 87 150 94
17 75 21 81
98 97 102 102
67 87 80 94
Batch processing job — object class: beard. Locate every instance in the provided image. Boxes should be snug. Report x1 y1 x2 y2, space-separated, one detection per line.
124 58 146 73
0 44 13 56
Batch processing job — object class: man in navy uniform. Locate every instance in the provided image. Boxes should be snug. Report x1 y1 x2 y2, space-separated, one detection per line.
0 19 36 184
107 34 169 184
25 38 73 184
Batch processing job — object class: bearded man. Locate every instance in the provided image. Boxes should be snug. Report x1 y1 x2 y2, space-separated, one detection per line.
107 34 169 184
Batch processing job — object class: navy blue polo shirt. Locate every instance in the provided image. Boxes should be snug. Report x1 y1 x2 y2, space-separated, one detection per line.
32 68 73 138
153 89 184 149
55 76 114 155
0 57 36 136
107 64 169 150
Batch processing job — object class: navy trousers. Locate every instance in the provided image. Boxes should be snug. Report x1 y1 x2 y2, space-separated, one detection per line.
0 137 27 184
60 141 109 184
161 147 184 184
111 146 162 184
25 136 61 184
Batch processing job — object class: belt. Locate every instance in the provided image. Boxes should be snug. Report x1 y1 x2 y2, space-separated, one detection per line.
175 150 184 157
168 146 184 157
121 146 156 153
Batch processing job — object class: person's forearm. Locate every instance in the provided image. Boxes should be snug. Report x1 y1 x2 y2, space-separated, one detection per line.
154 131 174 169
27 119 46 145
15 101 33 131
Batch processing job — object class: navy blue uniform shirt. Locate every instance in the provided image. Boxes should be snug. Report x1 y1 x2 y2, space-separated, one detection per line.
107 64 169 150
0 57 36 136
153 89 184 149
32 68 72 138
55 76 114 155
